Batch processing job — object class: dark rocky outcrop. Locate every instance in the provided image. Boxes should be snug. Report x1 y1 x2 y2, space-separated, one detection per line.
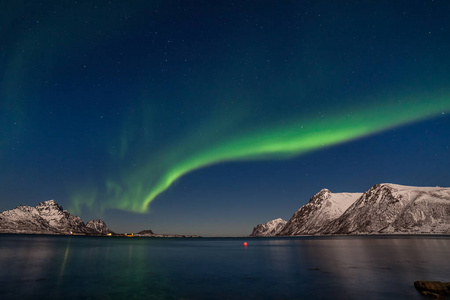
137 229 154 235
414 281 450 299
133 229 200 238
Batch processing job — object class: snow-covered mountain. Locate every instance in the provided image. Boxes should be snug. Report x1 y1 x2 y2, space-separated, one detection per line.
278 189 362 235
86 219 113 235
250 218 287 236
320 184 450 234
267 183 450 236
0 200 107 235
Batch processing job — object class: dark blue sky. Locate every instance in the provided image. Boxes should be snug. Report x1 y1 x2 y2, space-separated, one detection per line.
1 1 449 236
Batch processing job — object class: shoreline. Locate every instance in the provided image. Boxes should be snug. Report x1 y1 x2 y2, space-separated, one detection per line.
1 231 450 239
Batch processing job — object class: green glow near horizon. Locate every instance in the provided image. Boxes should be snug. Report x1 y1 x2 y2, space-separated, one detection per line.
70 92 450 214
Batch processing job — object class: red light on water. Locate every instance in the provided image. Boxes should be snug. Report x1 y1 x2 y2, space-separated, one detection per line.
243 242 248 247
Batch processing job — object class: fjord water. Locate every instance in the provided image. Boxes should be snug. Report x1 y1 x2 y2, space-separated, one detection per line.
0 235 449 299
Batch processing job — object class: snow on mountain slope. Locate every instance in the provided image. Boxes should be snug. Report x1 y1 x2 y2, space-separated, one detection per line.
320 184 450 234
250 218 287 236
86 219 113 235
0 200 96 235
278 189 362 235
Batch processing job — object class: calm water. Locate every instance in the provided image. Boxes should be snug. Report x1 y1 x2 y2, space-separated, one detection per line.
0 235 449 299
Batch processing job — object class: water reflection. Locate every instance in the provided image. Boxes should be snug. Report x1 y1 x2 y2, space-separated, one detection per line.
0 235 449 299
57 238 71 287
0 236 68 298
259 236 450 299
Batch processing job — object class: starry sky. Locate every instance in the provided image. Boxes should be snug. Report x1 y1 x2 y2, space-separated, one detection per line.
1 0 450 236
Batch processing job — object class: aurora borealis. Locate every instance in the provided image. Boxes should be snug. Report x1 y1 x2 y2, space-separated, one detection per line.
86 94 450 214
1 1 450 235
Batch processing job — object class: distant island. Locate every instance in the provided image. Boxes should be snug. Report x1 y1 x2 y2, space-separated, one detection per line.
0 200 199 237
251 183 450 236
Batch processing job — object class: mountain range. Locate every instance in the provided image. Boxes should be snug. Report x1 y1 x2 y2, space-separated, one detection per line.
0 200 112 235
1 183 449 237
0 200 199 237
250 183 450 236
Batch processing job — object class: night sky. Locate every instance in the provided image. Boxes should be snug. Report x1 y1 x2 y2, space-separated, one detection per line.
1 1 449 236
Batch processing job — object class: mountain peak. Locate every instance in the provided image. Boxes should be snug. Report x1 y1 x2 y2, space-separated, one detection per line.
308 188 332 205
37 199 60 208
270 218 285 223
86 219 113 235
278 189 362 236
250 218 287 237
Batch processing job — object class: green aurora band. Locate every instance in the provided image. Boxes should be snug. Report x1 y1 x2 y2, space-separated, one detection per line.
70 92 450 214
